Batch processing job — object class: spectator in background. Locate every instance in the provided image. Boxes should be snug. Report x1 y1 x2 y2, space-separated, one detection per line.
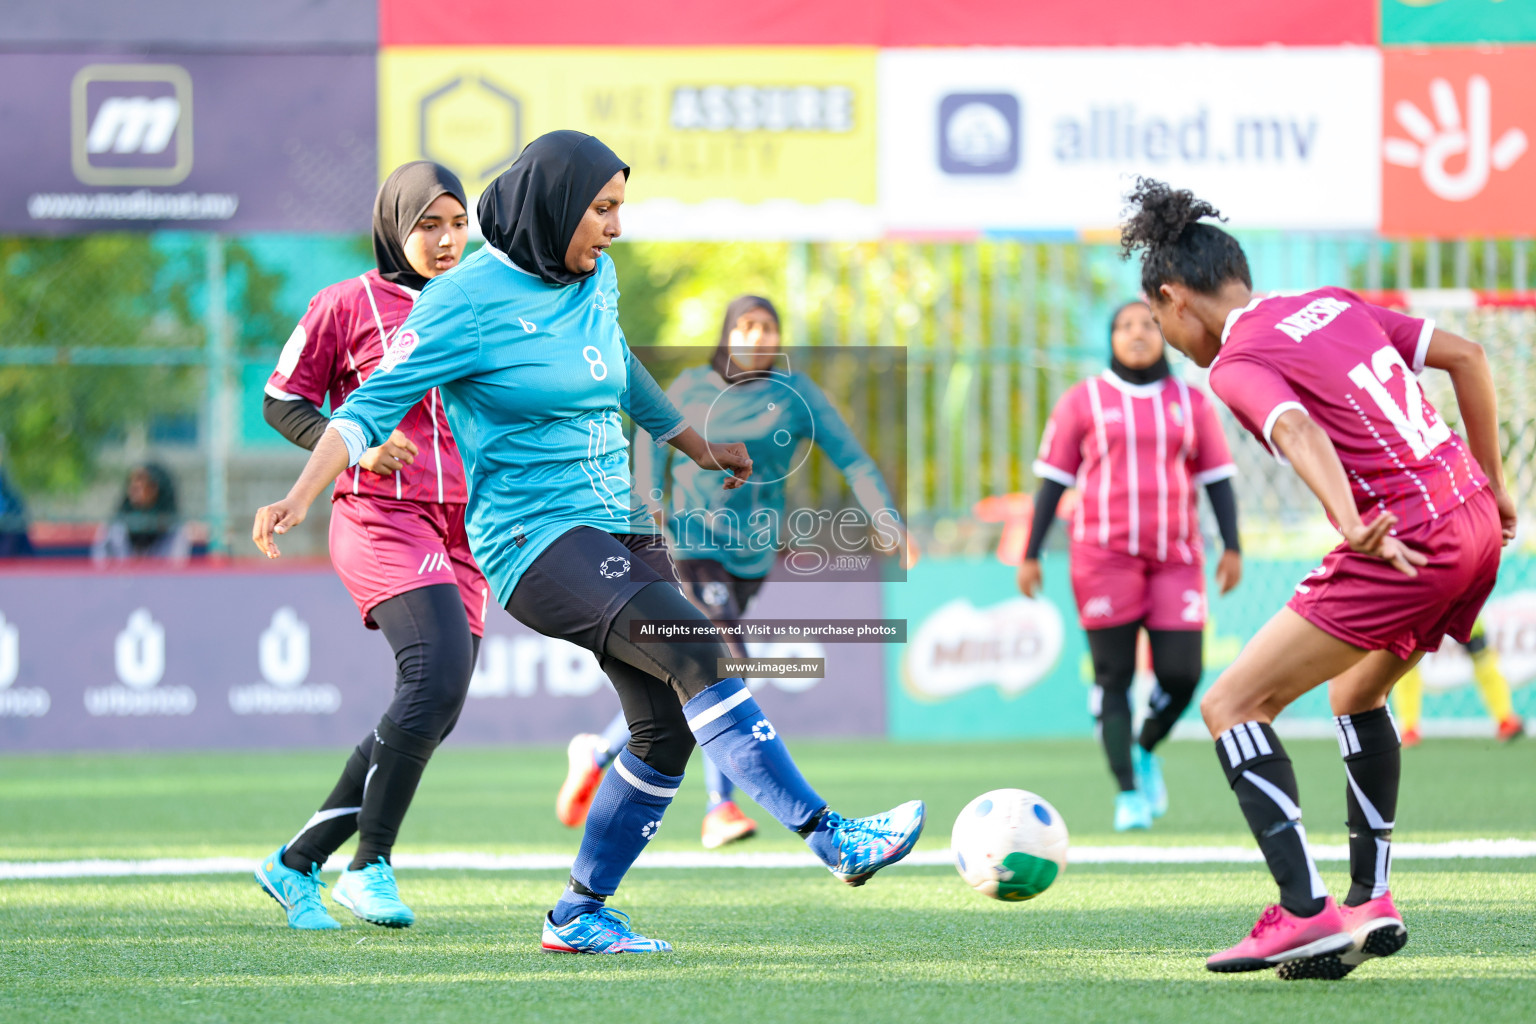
92 463 190 563
0 460 31 557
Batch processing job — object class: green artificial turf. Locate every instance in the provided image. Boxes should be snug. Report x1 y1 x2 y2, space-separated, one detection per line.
1 740 1534 1023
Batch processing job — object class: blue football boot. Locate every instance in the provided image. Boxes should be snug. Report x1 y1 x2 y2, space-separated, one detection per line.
823 800 926 886
541 907 673 954
1133 745 1169 818
1114 790 1153 832
254 846 341 930
331 857 415 928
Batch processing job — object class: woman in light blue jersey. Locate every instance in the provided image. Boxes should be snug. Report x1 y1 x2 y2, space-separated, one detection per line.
556 294 909 851
252 131 924 954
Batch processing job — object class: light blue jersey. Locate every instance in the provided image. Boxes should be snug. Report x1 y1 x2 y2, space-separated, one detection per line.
650 366 898 578
330 247 684 606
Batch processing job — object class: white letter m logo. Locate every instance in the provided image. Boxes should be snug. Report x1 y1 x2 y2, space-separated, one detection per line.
71 64 194 186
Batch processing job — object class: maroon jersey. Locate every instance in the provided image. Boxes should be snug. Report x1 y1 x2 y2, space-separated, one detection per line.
266 270 468 504
1208 287 1485 534
1034 372 1235 564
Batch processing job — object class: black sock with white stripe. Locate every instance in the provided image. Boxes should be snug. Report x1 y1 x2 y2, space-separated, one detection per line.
351 716 439 870
1335 706 1400 907
1216 721 1328 917
283 742 369 873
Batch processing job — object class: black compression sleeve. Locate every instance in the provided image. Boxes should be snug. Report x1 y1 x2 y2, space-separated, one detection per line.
1023 479 1068 561
1205 477 1241 554
262 393 330 451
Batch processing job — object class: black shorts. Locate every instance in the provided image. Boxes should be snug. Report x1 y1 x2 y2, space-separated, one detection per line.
674 559 765 621
505 527 679 650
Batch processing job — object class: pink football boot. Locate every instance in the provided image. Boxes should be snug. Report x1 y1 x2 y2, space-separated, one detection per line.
1206 898 1353 973
1277 891 1407 980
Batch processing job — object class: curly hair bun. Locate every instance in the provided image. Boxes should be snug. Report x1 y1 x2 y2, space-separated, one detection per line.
1119 178 1225 260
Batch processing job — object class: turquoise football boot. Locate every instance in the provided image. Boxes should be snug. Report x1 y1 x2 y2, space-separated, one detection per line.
331 857 415 928
823 800 926 886
1133 745 1169 818
541 907 672 954
1114 790 1153 831
254 846 341 930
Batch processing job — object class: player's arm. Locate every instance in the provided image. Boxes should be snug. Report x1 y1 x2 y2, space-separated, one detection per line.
799 377 911 566
252 282 481 557
1021 390 1086 596
1269 410 1426 577
1423 328 1516 542
1204 478 1243 594
1017 479 1067 598
264 299 418 474
623 343 753 490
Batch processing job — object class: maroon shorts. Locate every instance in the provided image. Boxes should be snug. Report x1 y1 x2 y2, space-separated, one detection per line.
1287 487 1502 659
1068 542 1207 632
328 494 489 637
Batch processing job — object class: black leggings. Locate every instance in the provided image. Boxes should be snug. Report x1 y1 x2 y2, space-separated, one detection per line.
507 528 728 776
370 583 478 742
285 583 477 870
1087 624 1202 791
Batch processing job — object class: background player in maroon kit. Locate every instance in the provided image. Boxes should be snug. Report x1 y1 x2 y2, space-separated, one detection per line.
1020 299 1241 832
253 162 487 931
1121 179 1515 979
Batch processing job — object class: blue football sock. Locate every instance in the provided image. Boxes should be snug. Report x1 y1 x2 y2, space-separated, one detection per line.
803 817 841 868
550 886 604 927
685 678 824 832
703 753 735 812
554 748 681 925
596 709 630 770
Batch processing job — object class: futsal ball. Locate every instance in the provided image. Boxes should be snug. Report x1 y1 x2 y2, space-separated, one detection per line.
951 789 1069 901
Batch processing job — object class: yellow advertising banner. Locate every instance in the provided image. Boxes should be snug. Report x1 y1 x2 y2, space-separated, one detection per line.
380 47 877 220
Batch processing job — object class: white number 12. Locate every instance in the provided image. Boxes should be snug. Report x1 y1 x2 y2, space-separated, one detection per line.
1346 345 1450 460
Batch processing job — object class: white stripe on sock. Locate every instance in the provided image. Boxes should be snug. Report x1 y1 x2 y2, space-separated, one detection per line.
1334 716 1351 758
1241 769 1302 821
1233 725 1257 762
686 687 753 732
613 757 680 799
1246 722 1272 756
1345 766 1395 831
1342 717 1361 755
286 805 361 850
1373 837 1392 899
1221 731 1241 768
1295 823 1330 900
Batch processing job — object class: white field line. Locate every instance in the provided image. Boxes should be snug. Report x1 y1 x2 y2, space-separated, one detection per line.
1 839 1533 881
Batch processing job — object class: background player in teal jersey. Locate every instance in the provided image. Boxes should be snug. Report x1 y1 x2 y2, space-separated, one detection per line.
252 131 924 954
556 294 911 849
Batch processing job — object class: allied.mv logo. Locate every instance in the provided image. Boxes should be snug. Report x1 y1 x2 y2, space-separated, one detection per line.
71 64 193 186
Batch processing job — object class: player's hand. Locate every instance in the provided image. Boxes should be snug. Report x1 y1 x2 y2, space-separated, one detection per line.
358 430 418 477
252 496 310 559
696 441 753 489
1016 558 1043 598
1343 513 1428 578
1216 549 1243 594
1492 486 1518 545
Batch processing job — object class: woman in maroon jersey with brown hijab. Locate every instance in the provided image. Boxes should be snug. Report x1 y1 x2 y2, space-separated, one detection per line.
253 161 486 931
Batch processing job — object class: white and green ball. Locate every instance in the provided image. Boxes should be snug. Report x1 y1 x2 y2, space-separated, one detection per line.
951 789 1069 901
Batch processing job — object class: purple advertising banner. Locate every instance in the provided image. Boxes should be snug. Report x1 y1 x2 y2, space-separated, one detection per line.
0 53 376 233
0 564 885 751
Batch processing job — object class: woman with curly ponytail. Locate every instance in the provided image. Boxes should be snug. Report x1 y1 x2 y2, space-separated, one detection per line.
1121 178 1514 978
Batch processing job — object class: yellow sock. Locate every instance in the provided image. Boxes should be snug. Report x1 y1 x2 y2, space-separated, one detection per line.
1471 650 1516 724
1393 666 1423 734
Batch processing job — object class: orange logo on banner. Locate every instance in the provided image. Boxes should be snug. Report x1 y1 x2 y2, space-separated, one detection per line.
1383 48 1536 236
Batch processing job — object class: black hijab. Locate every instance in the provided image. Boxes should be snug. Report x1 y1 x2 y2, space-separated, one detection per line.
373 161 468 292
712 295 782 382
118 463 178 555
1108 299 1170 386
477 131 629 286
